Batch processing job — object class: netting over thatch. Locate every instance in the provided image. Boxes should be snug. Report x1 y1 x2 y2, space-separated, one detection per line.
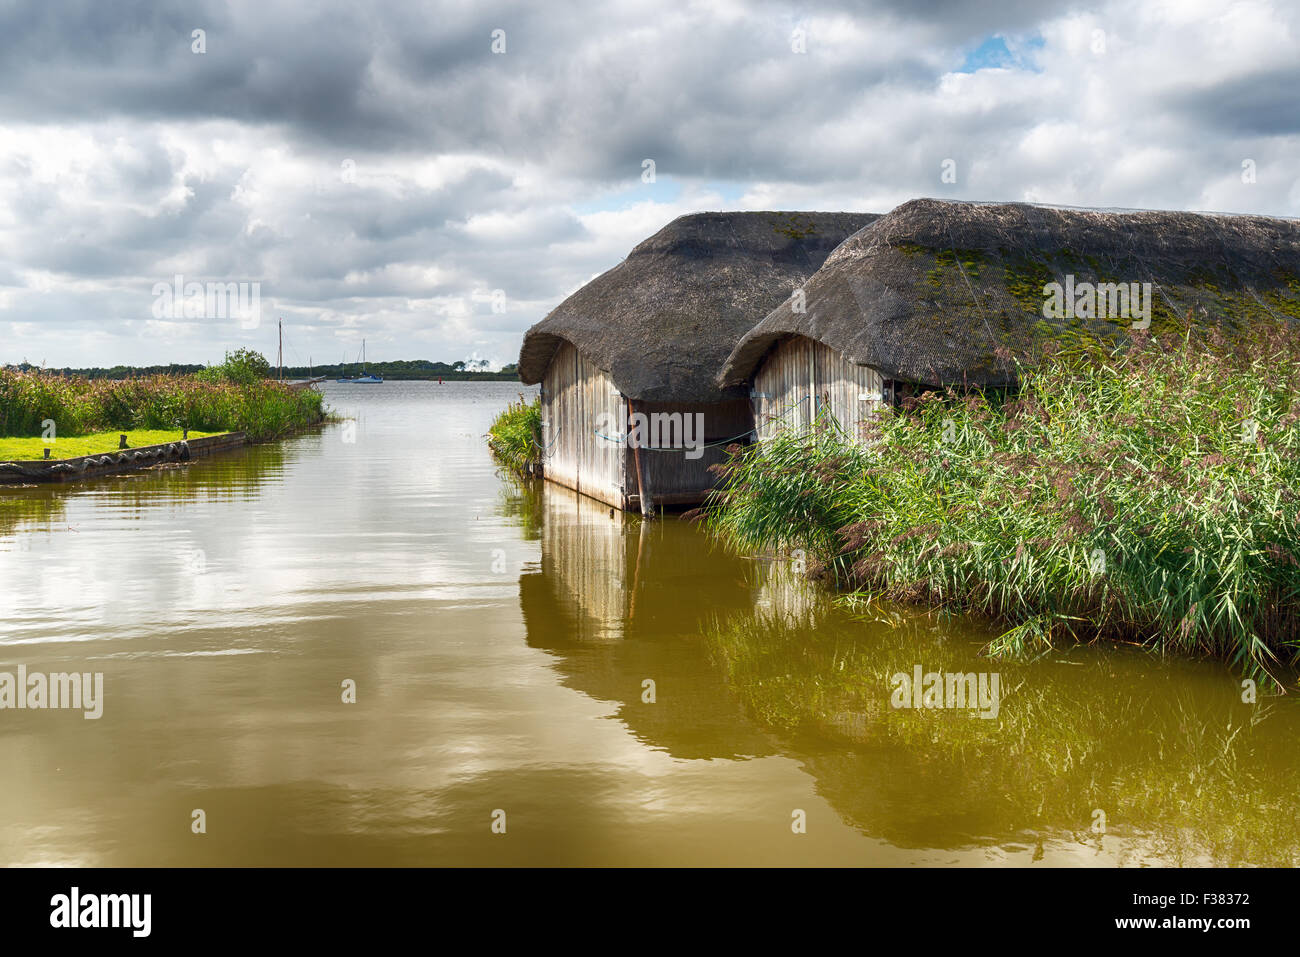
518 211 881 402
720 198 1300 389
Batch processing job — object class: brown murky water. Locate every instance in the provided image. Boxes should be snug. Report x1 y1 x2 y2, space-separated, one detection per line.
1 381 1296 866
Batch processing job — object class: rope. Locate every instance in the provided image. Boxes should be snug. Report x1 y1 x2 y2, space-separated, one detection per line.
944 222 1006 380
697 430 758 450
531 425 560 457
751 392 816 432
752 390 856 441
1198 213 1285 325
591 428 756 451
751 392 811 417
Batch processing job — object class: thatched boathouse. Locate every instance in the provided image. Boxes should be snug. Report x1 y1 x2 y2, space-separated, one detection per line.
518 210 878 511
720 198 1300 442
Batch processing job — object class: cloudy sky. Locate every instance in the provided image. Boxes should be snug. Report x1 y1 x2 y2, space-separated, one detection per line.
0 0 1295 370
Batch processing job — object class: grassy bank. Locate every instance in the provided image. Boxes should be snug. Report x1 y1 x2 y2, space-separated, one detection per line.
486 396 541 477
0 430 218 460
0 351 325 444
707 324 1300 683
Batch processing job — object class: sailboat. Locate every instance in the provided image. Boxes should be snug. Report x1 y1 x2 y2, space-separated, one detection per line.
336 339 384 383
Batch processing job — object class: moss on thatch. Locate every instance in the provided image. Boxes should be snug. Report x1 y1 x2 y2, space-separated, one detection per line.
720 198 1300 389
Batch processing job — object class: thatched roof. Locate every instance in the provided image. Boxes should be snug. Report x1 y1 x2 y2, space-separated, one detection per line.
720 198 1300 389
518 211 881 402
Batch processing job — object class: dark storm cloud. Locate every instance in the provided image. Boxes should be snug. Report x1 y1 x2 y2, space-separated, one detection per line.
0 0 1078 179
1165 67 1300 137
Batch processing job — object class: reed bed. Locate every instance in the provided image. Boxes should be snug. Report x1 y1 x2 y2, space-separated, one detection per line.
486 396 541 477
707 322 1300 683
0 356 325 442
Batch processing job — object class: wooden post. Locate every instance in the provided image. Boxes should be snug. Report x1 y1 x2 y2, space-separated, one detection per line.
628 517 648 619
118 434 128 449
43 447 50 460
627 399 653 517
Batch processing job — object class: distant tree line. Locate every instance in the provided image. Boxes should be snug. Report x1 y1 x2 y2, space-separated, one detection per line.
287 358 520 381
3 358 521 382
4 362 208 379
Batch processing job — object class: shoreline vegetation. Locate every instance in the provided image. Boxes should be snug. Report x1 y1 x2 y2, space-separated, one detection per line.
705 321 1300 685
0 349 326 450
486 396 541 477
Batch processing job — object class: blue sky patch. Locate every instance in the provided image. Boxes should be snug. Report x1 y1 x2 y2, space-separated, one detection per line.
572 177 683 215
572 177 747 216
957 34 1044 73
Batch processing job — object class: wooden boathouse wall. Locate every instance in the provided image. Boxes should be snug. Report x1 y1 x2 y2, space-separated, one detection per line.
751 336 886 443
539 340 756 510
630 398 752 507
540 340 628 510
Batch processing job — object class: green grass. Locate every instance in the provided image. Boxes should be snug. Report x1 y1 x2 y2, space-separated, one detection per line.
486 396 541 477
0 430 219 461
707 321 1300 685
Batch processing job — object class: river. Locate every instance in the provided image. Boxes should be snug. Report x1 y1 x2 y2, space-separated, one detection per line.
1 381 1297 866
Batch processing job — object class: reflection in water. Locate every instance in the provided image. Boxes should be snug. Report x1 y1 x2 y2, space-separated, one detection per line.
1 381 1295 866
515 476 1300 867
0 493 69 541
519 487 776 761
496 474 543 543
702 593 1300 866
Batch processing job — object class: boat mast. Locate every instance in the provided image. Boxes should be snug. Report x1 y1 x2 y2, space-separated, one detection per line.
278 319 284 381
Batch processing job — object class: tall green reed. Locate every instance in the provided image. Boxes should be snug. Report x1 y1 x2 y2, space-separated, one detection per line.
707 322 1300 683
